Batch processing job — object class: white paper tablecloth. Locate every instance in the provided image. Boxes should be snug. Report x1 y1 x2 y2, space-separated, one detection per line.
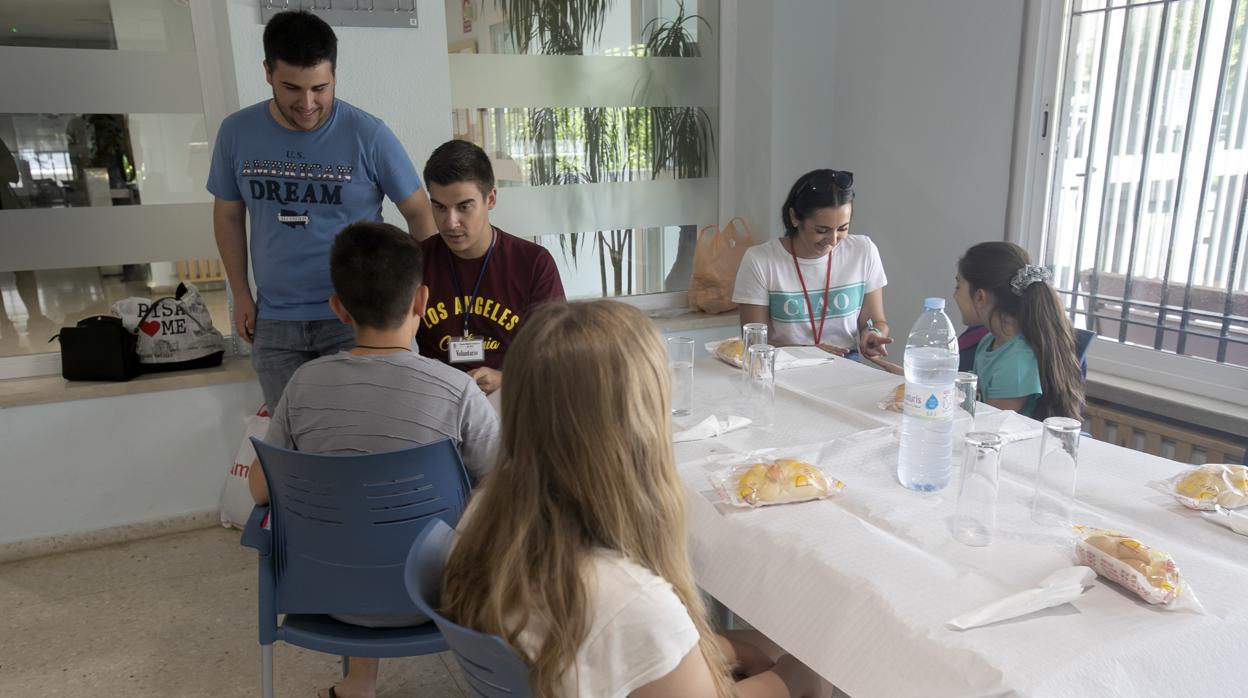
677 356 1248 698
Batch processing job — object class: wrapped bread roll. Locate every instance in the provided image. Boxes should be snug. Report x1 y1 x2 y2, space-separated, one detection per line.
878 383 905 413
725 458 844 507
1165 464 1248 510
1074 527 1198 610
714 337 745 368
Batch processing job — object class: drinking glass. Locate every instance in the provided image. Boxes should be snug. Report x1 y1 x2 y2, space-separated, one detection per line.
953 432 1003 546
741 323 769 378
1031 417 1082 526
667 337 695 417
746 343 776 427
952 372 978 461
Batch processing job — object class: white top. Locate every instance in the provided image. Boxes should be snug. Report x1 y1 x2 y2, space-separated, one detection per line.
513 550 702 698
732 236 887 349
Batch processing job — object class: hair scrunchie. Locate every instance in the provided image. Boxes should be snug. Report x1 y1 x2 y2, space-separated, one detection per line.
1010 264 1052 295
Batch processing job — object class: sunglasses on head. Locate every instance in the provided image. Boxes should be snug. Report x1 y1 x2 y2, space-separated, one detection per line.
806 170 854 192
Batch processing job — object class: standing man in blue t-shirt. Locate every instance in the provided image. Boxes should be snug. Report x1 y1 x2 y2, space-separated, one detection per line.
207 10 436 409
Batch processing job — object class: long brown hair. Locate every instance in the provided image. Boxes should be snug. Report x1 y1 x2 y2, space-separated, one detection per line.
958 242 1084 420
440 301 733 696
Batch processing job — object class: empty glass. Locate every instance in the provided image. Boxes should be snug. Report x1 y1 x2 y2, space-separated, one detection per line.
1031 417 1082 526
667 337 695 417
741 323 769 378
953 432 1003 547
745 343 776 427
952 372 978 461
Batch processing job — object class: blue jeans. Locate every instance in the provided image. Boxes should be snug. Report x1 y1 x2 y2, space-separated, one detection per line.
251 317 356 410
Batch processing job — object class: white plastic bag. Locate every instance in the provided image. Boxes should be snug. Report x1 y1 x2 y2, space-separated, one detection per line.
112 282 225 365
218 405 270 529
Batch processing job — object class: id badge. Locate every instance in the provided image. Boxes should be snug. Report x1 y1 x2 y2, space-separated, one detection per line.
449 337 486 364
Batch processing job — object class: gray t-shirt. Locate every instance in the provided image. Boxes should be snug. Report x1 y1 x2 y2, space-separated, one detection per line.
265 350 499 479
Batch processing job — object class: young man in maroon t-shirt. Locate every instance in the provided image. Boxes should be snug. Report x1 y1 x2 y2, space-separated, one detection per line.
419 140 565 395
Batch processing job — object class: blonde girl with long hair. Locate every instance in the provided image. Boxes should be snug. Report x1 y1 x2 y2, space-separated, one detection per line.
441 300 830 697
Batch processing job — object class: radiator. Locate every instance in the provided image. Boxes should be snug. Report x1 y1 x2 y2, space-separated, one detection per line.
1085 400 1246 465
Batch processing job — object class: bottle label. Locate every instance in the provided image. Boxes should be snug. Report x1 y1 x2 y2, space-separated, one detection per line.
903 383 956 421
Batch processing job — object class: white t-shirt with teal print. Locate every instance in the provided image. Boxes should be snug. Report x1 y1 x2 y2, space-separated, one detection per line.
733 236 888 349
974 332 1043 417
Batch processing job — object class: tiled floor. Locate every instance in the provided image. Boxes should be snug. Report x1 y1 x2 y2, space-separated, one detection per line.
0 527 467 697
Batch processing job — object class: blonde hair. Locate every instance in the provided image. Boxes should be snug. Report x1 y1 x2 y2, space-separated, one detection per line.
441 300 733 697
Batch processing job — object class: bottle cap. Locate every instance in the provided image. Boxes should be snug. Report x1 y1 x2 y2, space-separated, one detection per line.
924 297 946 310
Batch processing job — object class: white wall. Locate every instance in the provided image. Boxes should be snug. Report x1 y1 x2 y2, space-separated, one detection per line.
768 0 838 230
825 0 1023 347
223 0 453 225
0 381 262 545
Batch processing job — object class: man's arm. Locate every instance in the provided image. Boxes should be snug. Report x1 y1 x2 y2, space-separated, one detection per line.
213 197 256 343
396 187 437 241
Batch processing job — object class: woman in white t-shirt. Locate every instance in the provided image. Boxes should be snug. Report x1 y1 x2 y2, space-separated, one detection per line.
734 169 893 359
441 301 832 698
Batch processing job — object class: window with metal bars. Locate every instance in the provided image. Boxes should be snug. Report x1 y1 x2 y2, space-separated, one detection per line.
1045 0 1248 369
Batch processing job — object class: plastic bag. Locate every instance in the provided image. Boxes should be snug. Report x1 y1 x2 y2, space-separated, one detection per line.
688 217 755 314
1150 463 1248 511
707 337 744 368
710 458 845 508
1073 526 1202 612
877 383 905 413
218 404 270 529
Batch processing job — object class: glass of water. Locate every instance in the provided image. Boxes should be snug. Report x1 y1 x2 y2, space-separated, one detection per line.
1031 417 1082 526
745 343 776 427
953 432 1003 546
741 323 769 376
667 337 695 417
952 372 978 461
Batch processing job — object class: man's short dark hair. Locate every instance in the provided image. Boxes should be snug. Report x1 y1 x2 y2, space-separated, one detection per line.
263 11 337 70
423 140 495 199
331 222 423 329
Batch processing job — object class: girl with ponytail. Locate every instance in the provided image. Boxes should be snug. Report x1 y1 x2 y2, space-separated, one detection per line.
870 242 1083 420
954 242 1083 420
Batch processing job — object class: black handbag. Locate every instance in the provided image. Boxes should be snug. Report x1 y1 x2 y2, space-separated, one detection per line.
51 315 141 382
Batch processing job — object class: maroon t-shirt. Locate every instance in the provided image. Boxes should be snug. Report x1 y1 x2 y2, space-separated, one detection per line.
418 227 565 371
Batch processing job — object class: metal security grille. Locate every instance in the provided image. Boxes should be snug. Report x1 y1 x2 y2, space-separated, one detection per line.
1046 0 1248 368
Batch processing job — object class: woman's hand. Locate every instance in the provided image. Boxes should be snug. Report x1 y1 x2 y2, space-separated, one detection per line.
860 331 894 358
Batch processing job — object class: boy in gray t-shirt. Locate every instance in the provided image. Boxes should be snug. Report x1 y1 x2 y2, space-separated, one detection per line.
247 221 499 698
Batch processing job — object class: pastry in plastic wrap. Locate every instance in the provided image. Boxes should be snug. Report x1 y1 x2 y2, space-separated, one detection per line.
1073 527 1200 611
1164 464 1248 510
878 383 905 413
714 337 745 368
717 458 845 508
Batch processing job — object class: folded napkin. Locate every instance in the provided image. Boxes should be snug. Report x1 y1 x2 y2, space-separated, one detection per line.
1204 505 1248 536
946 566 1096 631
973 410 1044 445
774 346 837 371
673 415 752 443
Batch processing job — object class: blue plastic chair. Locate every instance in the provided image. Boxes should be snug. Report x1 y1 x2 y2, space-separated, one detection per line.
241 438 472 698
405 519 533 697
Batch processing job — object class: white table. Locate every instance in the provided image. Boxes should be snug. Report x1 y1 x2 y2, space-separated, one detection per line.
676 356 1248 698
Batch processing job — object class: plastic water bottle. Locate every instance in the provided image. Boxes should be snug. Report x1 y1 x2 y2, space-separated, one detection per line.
897 298 960 491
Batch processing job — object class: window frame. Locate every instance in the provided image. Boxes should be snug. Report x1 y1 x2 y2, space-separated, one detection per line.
1011 0 1248 407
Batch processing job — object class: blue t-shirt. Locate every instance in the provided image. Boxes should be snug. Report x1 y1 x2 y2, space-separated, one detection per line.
974 332 1043 417
207 100 421 320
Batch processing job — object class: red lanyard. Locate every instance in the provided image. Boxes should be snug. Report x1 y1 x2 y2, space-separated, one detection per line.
788 240 833 345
